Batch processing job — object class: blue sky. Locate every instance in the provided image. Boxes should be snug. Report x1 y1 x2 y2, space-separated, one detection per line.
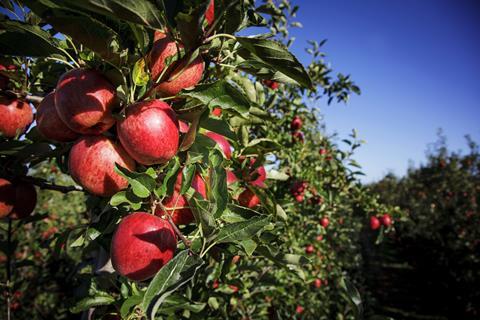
286 0 480 182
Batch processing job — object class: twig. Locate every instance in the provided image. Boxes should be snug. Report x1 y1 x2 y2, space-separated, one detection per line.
3 90 44 105
165 213 192 248
19 176 83 193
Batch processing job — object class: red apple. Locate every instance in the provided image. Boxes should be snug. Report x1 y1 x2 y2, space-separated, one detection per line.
111 212 177 281
290 180 307 196
381 213 392 227
192 174 207 198
240 158 266 188
226 170 238 185
0 97 33 138
55 68 117 134
292 131 304 143
319 148 327 155
320 217 329 228
179 120 189 133
305 244 314 254
290 116 302 131
238 189 260 208
262 79 279 90
370 216 381 230
296 305 304 314
205 131 232 159
9 182 37 219
0 178 15 218
117 99 179 165
316 235 323 242
69 136 136 197
36 92 79 142
212 107 222 117
295 194 304 203
150 32 204 97
228 284 239 293
205 0 214 25
313 278 322 288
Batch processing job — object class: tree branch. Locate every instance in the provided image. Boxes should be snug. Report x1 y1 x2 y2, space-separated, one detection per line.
3 90 43 105
19 176 83 193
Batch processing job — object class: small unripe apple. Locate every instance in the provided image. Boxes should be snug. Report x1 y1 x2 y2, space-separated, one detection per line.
320 217 329 228
0 97 33 138
290 116 302 131
205 131 232 159
9 182 37 219
381 213 392 227
238 189 260 208
0 178 15 218
150 32 204 97
55 69 117 134
111 212 177 281
117 99 179 165
69 136 136 197
313 278 322 288
305 244 315 254
212 107 222 117
370 216 381 230
36 92 79 142
295 305 304 314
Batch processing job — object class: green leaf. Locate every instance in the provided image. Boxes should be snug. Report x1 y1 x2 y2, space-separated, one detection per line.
0 20 63 57
115 164 156 198
181 80 251 117
240 239 257 256
120 295 143 318
132 58 150 86
236 37 313 89
155 157 181 198
142 250 204 319
208 150 228 219
216 216 270 244
339 277 364 319
70 294 115 313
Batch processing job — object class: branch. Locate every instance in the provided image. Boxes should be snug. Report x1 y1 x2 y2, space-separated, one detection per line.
19 176 83 193
3 90 44 105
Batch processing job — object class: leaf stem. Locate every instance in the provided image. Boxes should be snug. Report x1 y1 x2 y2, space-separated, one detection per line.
204 33 237 44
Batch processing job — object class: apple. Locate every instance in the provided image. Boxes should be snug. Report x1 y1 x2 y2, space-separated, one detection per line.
179 120 189 133
55 68 117 135
381 213 392 227
295 194 304 203
212 107 222 117
0 97 33 138
320 217 329 228
9 182 37 220
0 64 15 89
290 180 307 195
191 173 207 198
290 116 302 131
117 99 179 165
36 92 79 142
239 158 266 188
228 284 239 293
205 131 232 159
231 255 241 264
370 216 381 230
316 235 323 242
292 131 304 143
69 136 136 197
313 278 322 288
0 178 15 218
319 148 327 155
205 0 214 25
295 305 304 314
305 244 315 254
150 32 204 97
238 189 260 208
262 79 279 90
111 212 177 281
226 170 238 185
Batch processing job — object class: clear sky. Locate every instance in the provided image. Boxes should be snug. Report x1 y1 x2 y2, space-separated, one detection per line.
286 0 480 182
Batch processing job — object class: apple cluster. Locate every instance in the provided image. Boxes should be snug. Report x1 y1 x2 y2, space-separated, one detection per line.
369 213 393 230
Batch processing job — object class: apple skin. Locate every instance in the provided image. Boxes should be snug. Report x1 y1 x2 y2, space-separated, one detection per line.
262 80 279 90
0 178 15 218
370 216 381 230
239 158 266 188
69 136 136 197
117 99 179 165
150 32 204 97
319 148 327 155
212 107 222 117
178 120 189 133
226 170 238 185
381 213 392 227
9 182 37 220
305 244 315 254
320 217 329 228
111 212 177 281
290 116 302 131
294 194 304 203
205 131 232 159
238 189 260 208
313 278 322 288
0 97 33 138
36 92 79 142
191 174 207 199
205 0 214 25
55 68 117 135
296 305 304 314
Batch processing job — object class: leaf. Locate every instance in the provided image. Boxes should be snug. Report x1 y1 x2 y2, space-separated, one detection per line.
0 20 63 57
142 250 204 319
240 239 257 256
199 117 236 141
120 295 143 318
267 170 289 181
132 58 150 86
216 216 270 244
115 164 156 198
208 149 228 218
181 80 251 117
339 277 364 319
70 294 115 313
61 0 164 29
236 37 313 89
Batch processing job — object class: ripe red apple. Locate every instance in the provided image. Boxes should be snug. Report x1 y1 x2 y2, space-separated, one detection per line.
290 180 307 196
238 189 260 208
117 99 179 165
290 116 302 131
55 68 117 134
228 284 239 293
0 97 33 138
292 131 304 143
205 131 232 159
0 178 15 218
320 217 329 228
205 0 214 25
240 158 266 188
295 305 304 314
212 107 222 117
319 148 327 155
370 216 381 230
111 212 177 281
226 170 238 185
192 174 207 198
69 136 136 197
381 213 392 227
305 244 315 254
150 32 204 97
313 278 322 288
36 92 79 142
262 79 279 90
294 194 304 203
316 235 323 242
9 182 37 219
